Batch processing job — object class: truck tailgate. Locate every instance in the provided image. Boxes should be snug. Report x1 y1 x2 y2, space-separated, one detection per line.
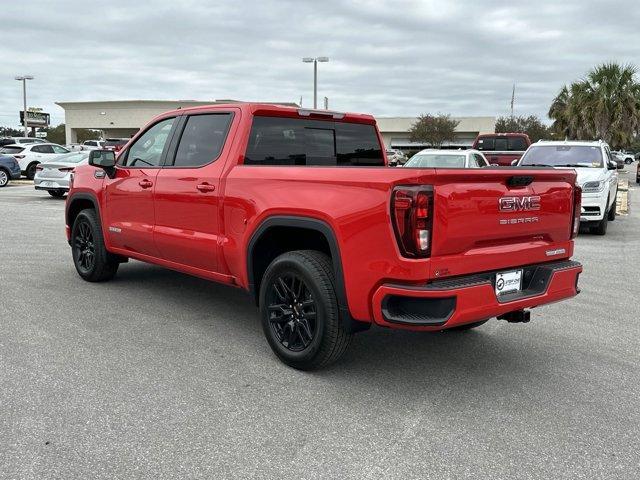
427 168 577 277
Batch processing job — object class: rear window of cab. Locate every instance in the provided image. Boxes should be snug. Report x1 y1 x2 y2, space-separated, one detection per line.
476 135 527 152
244 116 384 166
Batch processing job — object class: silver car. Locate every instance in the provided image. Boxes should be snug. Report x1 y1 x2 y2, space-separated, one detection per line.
34 151 89 197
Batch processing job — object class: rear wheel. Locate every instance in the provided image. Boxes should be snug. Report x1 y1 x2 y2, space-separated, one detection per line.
0 168 9 187
48 190 65 198
26 162 39 180
71 209 119 282
590 216 608 235
259 250 352 370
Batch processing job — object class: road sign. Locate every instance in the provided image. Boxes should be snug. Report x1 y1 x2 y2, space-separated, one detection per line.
20 110 50 128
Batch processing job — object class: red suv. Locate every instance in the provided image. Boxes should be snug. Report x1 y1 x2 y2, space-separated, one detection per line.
65 104 582 369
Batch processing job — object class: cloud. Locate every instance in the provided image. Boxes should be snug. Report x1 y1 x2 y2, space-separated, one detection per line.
1 0 639 128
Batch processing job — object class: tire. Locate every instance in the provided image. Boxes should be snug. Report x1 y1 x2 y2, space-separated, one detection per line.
448 320 488 331
48 190 65 198
259 250 352 370
590 215 608 235
607 197 616 221
0 168 9 187
26 162 39 180
71 209 119 282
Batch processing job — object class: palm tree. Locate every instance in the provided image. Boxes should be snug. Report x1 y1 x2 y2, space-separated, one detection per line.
548 63 640 148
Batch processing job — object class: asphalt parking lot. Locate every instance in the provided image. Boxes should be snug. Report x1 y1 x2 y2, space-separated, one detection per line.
1 170 639 479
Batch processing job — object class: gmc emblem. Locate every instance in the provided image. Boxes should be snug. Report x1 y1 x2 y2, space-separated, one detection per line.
499 196 541 212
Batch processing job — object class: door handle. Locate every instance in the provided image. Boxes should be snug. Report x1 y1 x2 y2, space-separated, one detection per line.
196 183 216 193
139 179 153 189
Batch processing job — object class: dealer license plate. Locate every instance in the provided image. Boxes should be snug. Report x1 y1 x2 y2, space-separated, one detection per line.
495 269 522 296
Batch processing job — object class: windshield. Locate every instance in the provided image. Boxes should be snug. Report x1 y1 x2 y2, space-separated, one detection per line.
519 145 603 168
404 153 466 168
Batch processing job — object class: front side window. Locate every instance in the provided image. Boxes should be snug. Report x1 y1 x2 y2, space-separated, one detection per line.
244 117 384 167
121 118 174 167
473 154 487 167
33 145 54 153
171 113 232 167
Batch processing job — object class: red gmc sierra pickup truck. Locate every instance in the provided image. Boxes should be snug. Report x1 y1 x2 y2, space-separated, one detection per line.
65 103 582 369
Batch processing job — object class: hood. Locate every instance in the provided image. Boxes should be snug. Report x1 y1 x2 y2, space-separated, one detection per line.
555 166 605 186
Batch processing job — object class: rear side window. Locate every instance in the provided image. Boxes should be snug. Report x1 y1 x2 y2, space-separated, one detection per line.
172 113 232 167
244 116 384 166
508 137 527 151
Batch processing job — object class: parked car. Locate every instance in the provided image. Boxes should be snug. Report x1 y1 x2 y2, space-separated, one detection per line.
472 132 531 166
65 103 582 370
82 140 105 150
517 140 618 235
0 154 22 187
385 148 407 166
64 143 88 152
0 143 70 179
34 151 90 197
403 149 489 168
103 138 129 153
0 137 46 147
612 150 634 165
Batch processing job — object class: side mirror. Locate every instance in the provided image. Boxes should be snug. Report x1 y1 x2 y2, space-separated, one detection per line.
89 149 116 168
511 159 519 166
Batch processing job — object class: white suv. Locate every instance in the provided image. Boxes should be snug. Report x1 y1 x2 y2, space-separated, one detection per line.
0 143 70 179
518 140 618 235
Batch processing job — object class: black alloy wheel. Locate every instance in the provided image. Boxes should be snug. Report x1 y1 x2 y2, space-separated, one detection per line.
74 220 96 274
267 272 317 352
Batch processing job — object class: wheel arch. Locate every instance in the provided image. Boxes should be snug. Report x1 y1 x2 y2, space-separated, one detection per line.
247 215 369 333
66 192 102 241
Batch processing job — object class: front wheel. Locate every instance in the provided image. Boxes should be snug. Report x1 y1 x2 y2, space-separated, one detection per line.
0 169 9 187
71 209 119 282
259 250 352 370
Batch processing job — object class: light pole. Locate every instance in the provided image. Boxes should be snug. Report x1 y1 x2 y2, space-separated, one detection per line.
302 57 329 109
15 75 34 137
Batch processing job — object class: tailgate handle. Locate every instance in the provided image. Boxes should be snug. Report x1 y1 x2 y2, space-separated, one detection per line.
507 175 534 187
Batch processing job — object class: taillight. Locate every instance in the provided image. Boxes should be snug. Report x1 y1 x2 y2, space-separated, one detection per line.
391 186 434 257
15 154 25 159
59 167 74 172
571 184 582 239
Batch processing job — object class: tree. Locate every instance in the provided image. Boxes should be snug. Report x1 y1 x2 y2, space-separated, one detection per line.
548 63 640 149
41 124 101 145
409 114 459 147
0 126 24 138
495 115 551 142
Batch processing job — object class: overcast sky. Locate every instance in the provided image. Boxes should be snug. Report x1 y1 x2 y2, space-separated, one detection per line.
1 0 639 128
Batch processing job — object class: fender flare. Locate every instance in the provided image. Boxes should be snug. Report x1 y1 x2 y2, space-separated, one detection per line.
247 215 369 333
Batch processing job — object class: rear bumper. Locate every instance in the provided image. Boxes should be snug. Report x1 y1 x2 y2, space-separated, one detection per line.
371 260 582 331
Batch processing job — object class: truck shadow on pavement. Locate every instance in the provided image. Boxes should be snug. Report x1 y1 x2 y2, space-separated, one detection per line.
102 261 555 394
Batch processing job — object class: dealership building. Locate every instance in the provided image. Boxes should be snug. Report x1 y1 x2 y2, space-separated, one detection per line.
55 100 495 149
